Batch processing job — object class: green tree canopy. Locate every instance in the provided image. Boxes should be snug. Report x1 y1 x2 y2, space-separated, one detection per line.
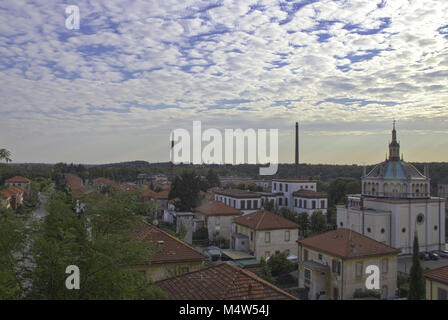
408 233 425 300
169 170 201 211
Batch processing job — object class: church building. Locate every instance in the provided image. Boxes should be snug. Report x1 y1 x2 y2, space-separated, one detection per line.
337 122 446 255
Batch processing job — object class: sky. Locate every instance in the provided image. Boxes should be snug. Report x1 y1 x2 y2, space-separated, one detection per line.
0 0 447 165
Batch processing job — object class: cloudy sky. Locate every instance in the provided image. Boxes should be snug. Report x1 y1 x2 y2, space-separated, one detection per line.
0 0 447 165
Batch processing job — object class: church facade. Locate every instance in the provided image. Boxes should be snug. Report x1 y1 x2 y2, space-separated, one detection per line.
337 123 446 255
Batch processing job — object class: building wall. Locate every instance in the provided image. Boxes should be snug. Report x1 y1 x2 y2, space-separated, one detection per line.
426 279 448 300
254 228 299 261
293 196 328 215
214 194 260 215
205 215 238 242
136 261 203 282
272 181 317 211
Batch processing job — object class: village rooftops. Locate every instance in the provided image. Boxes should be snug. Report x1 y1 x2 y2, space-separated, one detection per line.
214 189 261 199
293 189 327 198
5 176 30 184
298 228 400 260
195 201 242 216
425 265 448 285
133 221 206 264
155 262 298 300
233 210 299 230
141 189 169 200
92 177 119 187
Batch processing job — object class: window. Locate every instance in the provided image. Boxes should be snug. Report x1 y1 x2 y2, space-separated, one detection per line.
367 227 371 233
303 201 307 209
340 221 343 227
285 230 290 242
295 199 298 207
280 184 283 191
233 200 236 207
285 198 288 206
279 198 283 206
299 199 302 208
402 228 406 233
417 213 424 224
275 250 280 254
241 200 245 209
250 231 253 241
285 184 288 192
321 200 325 209
182 266 189 273
304 269 311 280
312 200 316 209
332 260 341 275
381 228 385 234
273 183 277 191
438 288 448 300
215 217 220 225
265 232 271 243
303 249 309 261
434 225 438 231
382 258 388 273
355 262 363 277
318 254 322 260
253 200 258 209
247 200 251 209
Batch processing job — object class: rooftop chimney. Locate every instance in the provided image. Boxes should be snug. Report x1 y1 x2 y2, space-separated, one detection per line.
295 122 299 178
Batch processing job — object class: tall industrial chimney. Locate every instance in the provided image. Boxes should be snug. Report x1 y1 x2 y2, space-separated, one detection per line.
295 122 299 178
170 132 174 182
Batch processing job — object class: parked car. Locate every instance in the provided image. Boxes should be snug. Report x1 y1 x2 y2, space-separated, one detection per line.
429 252 439 260
438 250 448 258
420 252 431 260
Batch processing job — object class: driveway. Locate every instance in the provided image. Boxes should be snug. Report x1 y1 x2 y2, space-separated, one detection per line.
32 192 49 220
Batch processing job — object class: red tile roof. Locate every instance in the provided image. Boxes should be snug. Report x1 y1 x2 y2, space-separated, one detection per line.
155 262 298 300
234 210 299 230
273 178 315 183
298 228 400 259
133 221 206 264
195 201 242 216
64 174 92 197
293 189 327 198
5 176 30 184
425 265 448 285
142 189 169 200
214 189 261 199
1 186 24 198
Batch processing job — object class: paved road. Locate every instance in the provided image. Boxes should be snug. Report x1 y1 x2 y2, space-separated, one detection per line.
32 192 49 220
398 255 448 274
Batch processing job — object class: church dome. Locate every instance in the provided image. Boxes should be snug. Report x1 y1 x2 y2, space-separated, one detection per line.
366 160 427 180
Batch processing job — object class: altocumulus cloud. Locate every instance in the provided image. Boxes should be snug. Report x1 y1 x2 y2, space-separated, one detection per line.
0 0 447 164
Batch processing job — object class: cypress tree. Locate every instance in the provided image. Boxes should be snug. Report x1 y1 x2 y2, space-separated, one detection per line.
408 233 425 300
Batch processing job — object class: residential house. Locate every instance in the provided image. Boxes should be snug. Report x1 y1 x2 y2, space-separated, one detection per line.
297 228 400 300
133 221 206 281
92 177 119 193
231 210 299 261
195 201 242 243
155 262 298 300
141 189 169 218
425 265 448 300
214 189 262 215
272 178 328 213
5 176 30 193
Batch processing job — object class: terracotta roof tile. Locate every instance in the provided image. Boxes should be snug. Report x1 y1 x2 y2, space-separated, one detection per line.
234 210 299 230
5 176 30 184
155 262 298 300
214 189 261 199
298 228 400 259
195 201 242 216
425 265 448 285
133 221 206 264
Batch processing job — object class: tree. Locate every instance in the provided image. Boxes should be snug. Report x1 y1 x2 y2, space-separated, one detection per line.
258 257 275 284
0 148 12 163
310 211 327 234
408 233 425 300
0 208 27 299
205 169 220 188
267 251 295 277
297 212 309 237
169 170 201 211
28 191 168 299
